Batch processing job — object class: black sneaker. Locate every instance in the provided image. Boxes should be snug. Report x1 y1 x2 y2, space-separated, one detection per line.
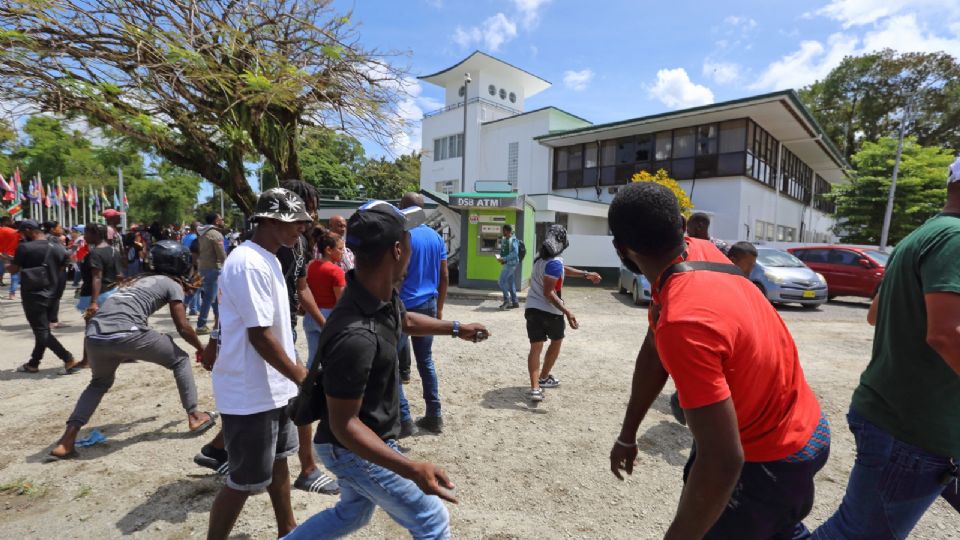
399 419 417 439
670 392 687 426
193 444 229 475
498 302 510 310
509 302 520 309
415 416 443 434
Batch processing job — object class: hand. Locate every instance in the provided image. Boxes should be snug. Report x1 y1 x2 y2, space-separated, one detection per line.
610 439 639 480
83 303 99 322
410 461 458 504
565 311 579 330
458 323 490 343
195 348 204 364
201 339 218 371
585 272 601 284
293 363 309 386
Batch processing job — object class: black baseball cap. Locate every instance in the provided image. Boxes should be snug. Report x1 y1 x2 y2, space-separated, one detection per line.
346 200 426 251
18 219 40 231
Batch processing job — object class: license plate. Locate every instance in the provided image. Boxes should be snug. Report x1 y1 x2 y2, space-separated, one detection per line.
803 290 816 299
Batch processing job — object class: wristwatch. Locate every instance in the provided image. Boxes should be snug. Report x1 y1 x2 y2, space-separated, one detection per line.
451 320 461 338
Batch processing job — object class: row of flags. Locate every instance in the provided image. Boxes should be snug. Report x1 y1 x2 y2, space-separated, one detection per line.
0 168 128 219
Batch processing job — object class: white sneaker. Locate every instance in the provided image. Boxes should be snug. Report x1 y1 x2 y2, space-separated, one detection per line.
527 388 545 402
538 374 560 388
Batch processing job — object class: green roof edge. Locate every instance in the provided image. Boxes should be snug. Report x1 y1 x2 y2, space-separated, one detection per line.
418 50 552 86
481 106 592 127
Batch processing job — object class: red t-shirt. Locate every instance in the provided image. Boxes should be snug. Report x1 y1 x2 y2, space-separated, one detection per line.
653 238 820 462
307 260 346 309
0 226 19 257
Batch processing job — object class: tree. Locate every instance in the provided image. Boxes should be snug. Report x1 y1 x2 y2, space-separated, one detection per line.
126 164 201 226
831 137 954 244
0 118 15 173
360 152 421 200
631 169 694 215
799 50 960 160
297 128 365 199
0 0 409 214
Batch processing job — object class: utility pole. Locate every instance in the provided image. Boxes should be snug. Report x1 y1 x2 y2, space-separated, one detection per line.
879 98 913 252
118 167 127 232
461 72 471 193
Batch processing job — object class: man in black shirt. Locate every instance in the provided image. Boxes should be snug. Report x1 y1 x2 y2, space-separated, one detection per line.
283 201 490 540
8 219 78 373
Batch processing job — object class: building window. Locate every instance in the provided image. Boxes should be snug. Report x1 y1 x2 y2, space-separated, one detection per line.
507 142 519 184
432 133 463 161
673 127 696 159
436 180 455 194
499 88 507 100
458 85 465 97
655 131 672 160
509 92 517 103
488 84 496 96
696 124 718 156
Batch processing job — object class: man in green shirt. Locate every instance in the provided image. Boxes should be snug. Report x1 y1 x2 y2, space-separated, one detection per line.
815 158 960 539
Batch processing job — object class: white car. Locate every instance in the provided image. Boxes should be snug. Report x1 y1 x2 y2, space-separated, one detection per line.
618 266 652 305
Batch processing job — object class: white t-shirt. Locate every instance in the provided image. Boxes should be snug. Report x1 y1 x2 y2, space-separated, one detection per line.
212 240 298 415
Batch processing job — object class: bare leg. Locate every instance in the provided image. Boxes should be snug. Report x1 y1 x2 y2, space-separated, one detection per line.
296 424 317 477
207 430 226 450
207 486 248 540
266 459 297 538
527 341 545 389
539 339 564 381
50 424 81 457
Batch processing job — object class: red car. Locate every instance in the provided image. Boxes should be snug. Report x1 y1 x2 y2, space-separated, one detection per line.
788 246 888 299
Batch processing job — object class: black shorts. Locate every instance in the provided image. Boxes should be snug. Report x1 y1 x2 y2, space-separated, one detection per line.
525 308 565 343
222 407 299 492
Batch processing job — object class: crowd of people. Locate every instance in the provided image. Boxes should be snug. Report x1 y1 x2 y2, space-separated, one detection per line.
1 157 958 538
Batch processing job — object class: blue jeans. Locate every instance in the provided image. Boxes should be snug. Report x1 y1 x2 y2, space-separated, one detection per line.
303 308 334 369
498 262 518 304
9 271 19 295
183 289 200 314
197 268 220 328
813 408 959 540
398 298 441 422
283 441 449 540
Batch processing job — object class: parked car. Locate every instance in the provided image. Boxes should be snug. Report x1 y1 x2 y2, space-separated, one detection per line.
751 248 828 309
618 266 652 305
788 246 887 299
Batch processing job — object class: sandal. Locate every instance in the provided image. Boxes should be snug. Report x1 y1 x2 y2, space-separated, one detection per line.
16 363 39 373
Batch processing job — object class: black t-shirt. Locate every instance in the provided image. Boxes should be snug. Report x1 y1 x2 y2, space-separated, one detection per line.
277 235 311 319
80 245 121 297
12 238 68 299
315 272 404 446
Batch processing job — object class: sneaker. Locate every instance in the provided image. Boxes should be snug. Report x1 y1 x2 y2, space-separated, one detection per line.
527 388 545 402
498 302 510 310
188 310 199 317
509 302 520 309
415 415 443 434
399 419 417 439
196 326 210 335
400 371 411 384
294 469 340 495
193 444 229 475
669 392 686 426
538 374 560 388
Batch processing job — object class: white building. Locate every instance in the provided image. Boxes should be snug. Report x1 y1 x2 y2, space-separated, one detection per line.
419 51 848 269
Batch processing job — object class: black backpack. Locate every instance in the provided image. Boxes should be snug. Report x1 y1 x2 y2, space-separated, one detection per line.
517 239 526 262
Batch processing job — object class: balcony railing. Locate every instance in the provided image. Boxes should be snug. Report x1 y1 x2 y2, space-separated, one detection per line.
423 96 522 118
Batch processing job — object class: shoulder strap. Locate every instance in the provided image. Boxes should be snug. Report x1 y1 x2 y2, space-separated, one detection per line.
39 239 52 267
656 261 747 295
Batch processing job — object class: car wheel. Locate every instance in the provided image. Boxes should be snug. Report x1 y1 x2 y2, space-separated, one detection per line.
632 281 642 306
801 303 820 310
619 277 628 295
828 294 837 301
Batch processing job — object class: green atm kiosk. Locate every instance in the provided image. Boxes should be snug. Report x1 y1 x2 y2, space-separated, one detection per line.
450 192 535 290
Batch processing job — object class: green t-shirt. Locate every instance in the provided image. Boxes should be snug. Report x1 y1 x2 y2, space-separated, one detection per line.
852 213 960 457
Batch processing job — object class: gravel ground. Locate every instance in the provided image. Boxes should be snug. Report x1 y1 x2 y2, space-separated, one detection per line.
0 286 957 539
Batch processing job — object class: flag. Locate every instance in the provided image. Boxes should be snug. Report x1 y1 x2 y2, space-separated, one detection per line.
26 177 38 204
37 176 45 201
45 183 53 208
15 169 25 202
70 184 78 209
0 173 12 200
113 189 120 209
122 192 129 211
6 173 22 218
93 186 101 212
101 186 109 207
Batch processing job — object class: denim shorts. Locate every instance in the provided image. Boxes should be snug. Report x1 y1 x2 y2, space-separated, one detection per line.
75 288 118 312
221 407 299 492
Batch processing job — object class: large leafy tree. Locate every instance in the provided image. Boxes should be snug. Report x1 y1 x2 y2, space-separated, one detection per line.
298 128 366 199
126 164 201 226
831 137 955 244
360 152 422 200
0 0 408 213
799 50 960 160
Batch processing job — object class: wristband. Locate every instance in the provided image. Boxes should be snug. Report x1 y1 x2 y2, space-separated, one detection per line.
210 329 220 340
615 437 637 448
451 320 461 338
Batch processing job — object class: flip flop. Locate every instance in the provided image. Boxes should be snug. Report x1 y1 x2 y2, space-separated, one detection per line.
16 364 39 373
190 411 219 435
58 366 82 375
45 450 79 462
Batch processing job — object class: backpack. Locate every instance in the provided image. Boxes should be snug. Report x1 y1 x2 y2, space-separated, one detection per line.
286 308 399 426
517 239 526 262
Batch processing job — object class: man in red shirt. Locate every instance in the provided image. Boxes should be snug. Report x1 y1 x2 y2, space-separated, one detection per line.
607 182 828 539
0 216 20 295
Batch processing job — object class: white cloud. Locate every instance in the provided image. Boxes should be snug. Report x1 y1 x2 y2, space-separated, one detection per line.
452 13 518 52
861 14 960 57
512 0 551 30
702 60 741 84
751 33 859 90
723 16 757 30
812 0 952 28
648 68 714 109
562 68 594 91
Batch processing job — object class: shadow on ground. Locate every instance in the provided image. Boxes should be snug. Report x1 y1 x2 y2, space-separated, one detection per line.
116 477 220 534
636 420 692 467
27 417 196 464
480 386 548 414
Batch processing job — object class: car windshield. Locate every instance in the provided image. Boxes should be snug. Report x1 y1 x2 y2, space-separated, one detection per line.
758 249 806 268
863 250 889 266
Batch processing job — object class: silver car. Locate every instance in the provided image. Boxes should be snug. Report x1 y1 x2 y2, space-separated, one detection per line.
750 248 828 309
618 267 652 305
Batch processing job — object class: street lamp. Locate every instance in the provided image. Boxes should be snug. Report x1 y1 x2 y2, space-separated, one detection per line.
461 72 471 193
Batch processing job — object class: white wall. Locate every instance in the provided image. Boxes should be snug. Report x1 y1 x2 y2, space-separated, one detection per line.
566 214 608 235
565 233 620 268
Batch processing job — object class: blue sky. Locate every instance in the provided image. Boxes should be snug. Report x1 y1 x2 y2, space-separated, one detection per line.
334 0 960 158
